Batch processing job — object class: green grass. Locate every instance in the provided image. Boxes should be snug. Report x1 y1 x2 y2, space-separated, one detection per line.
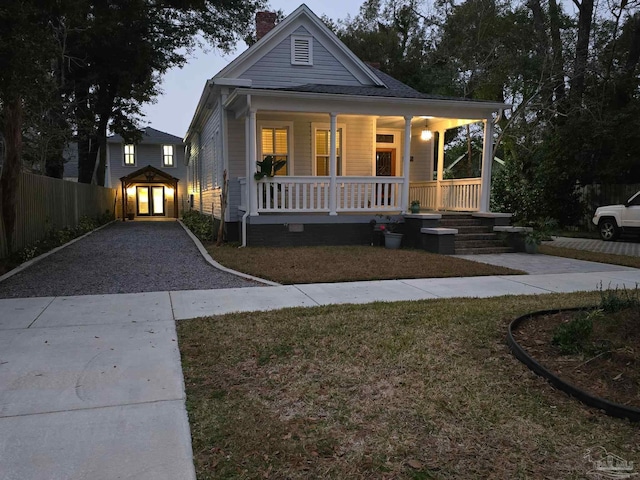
540 244 640 269
207 244 524 284
178 292 639 479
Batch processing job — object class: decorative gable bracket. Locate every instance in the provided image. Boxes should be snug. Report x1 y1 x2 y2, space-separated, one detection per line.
291 35 313 66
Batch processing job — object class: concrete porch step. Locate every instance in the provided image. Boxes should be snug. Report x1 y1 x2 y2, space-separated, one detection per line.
439 219 483 227
454 246 515 255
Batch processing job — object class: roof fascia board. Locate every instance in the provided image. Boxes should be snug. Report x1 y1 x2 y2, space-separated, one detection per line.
184 80 216 142
215 5 384 87
227 88 507 117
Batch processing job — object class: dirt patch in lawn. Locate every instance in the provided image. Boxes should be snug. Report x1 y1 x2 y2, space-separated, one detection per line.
207 245 524 284
513 308 639 408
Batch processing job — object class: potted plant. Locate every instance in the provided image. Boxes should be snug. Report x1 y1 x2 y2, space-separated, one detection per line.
522 218 557 254
377 215 403 249
410 200 421 214
127 212 135 221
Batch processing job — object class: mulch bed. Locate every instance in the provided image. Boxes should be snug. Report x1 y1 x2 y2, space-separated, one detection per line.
513 309 639 408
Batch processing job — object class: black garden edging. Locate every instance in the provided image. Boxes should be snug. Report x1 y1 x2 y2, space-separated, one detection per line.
507 308 640 422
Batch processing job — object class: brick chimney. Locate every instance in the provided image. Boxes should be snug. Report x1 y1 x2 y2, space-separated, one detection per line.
256 11 277 41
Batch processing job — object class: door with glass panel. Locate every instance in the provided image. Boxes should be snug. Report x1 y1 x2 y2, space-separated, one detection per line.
136 186 165 216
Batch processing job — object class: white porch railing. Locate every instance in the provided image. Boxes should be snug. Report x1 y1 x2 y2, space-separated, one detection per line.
336 177 403 212
252 176 403 213
258 176 331 212
409 178 482 211
409 181 437 210
242 176 480 213
441 178 482 211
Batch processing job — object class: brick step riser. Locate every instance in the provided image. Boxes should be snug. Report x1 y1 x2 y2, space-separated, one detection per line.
454 226 493 234
439 219 483 227
454 240 506 249
455 233 498 241
455 247 515 255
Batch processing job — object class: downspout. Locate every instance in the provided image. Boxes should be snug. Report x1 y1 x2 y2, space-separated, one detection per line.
240 94 252 247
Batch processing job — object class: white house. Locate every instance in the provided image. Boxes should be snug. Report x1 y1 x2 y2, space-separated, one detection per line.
184 4 508 247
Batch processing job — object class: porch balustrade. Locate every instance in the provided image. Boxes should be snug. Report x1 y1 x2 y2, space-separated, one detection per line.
251 176 403 213
241 176 481 213
409 178 482 211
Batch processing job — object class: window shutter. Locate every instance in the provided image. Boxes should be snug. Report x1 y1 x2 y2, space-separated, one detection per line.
291 36 312 65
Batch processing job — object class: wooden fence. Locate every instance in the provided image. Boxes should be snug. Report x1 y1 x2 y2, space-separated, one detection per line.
0 170 117 258
576 183 640 228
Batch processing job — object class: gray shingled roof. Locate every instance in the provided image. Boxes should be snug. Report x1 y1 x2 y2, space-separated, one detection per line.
274 66 485 102
108 127 184 145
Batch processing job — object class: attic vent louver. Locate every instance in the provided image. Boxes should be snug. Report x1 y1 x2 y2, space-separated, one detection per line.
291 35 312 65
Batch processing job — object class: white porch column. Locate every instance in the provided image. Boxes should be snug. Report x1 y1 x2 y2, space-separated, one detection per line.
248 109 259 216
329 112 338 215
435 129 445 210
401 115 412 212
479 118 494 212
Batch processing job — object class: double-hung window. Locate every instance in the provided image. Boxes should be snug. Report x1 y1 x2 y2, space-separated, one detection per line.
261 127 288 176
124 144 135 165
162 145 174 167
313 125 344 176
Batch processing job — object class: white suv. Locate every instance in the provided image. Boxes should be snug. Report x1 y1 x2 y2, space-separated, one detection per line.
592 191 640 241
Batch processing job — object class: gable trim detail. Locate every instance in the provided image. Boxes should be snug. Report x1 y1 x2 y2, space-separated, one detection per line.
214 5 384 87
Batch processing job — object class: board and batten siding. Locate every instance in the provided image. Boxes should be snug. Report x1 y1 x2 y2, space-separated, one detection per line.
239 26 363 88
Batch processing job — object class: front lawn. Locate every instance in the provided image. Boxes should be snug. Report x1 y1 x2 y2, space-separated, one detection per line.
178 292 639 479
207 245 524 284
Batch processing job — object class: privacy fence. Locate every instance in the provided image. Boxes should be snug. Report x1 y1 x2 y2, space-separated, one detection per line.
0 170 117 258
576 183 640 228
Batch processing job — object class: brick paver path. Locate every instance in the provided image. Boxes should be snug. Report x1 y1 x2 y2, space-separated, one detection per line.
544 236 640 257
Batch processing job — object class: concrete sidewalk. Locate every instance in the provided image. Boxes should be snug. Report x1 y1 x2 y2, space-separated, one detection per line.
2 267 640 479
0 293 195 480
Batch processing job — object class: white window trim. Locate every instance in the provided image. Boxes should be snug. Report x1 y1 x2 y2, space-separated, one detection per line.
161 144 175 168
290 35 313 66
257 121 294 176
373 128 403 177
311 122 346 176
123 144 136 166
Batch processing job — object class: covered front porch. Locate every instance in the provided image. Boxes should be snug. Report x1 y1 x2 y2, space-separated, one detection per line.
227 90 500 218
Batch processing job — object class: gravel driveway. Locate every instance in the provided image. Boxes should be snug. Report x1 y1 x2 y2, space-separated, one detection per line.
0 221 259 298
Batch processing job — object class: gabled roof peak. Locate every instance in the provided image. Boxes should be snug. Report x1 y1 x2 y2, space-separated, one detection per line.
214 4 384 87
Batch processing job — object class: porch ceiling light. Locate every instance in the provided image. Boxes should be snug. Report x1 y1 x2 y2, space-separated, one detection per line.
421 127 433 141
166 187 174 196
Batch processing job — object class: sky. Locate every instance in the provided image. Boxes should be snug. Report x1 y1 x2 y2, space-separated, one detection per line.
141 1 363 139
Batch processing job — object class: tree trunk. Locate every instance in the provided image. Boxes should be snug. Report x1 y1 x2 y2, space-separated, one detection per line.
570 0 595 105
548 0 566 107
0 97 23 254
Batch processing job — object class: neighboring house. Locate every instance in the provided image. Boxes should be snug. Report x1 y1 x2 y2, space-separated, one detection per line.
107 127 187 219
184 5 507 246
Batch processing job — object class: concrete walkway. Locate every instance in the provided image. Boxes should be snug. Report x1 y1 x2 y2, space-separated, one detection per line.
2 265 640 479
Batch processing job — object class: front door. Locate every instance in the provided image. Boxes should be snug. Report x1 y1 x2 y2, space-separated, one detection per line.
376 148 396 176
136 186 165 216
